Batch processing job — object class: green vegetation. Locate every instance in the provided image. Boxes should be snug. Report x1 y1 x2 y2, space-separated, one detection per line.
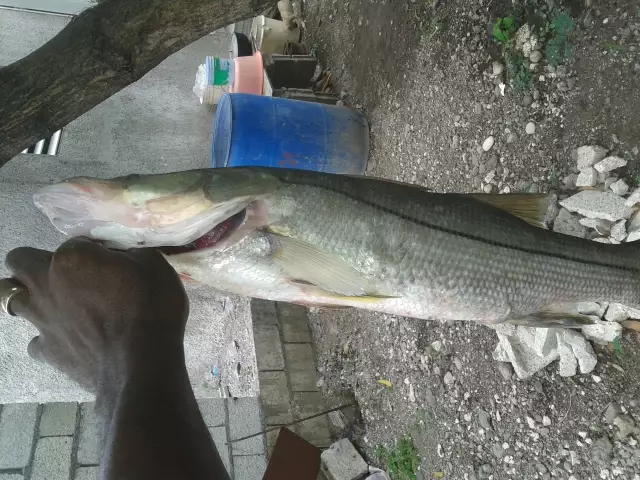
506 52 533 91
546 10 575 67
376 437 420 480
491 15 532 91
492 16 518 45
613 338 626 362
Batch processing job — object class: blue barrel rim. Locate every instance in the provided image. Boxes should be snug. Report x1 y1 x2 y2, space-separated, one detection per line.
212 93 233 168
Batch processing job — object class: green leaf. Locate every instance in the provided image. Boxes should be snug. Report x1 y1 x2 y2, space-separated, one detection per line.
502 16 515 29
492 25 507 43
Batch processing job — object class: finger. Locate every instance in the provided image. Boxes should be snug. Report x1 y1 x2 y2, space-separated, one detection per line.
52 236 111 272
5 289 37 321
5 247 53 291
55 236 104 256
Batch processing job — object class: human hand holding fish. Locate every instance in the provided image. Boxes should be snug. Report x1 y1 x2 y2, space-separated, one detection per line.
1 236 231 479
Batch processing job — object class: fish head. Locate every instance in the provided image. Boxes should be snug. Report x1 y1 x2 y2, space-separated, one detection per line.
34 169 281 249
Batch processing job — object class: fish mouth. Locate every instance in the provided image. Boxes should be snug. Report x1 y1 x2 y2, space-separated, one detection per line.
160 208 247 255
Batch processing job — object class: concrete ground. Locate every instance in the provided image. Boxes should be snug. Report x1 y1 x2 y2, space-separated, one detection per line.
0 399 267 480
0 6 258 404
0 7 267 479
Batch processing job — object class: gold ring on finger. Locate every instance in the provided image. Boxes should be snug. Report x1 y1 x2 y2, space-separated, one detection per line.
0 278 28 317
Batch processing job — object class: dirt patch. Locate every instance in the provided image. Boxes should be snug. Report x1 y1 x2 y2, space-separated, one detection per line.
303 0 640 478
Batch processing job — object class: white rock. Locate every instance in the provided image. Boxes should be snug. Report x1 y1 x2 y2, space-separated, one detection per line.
543 416 551 426
491 325 597 379
514 23 532 50
594 156 627 173
483 136 495 152
573 302 608 318
625 188 640 207
627 230 640 242
579 218 612 235
444 371 454 385
610 220 627 242
553 208 587 238
492 61 505 76
529 50 543 63
321 439 369 480
485 170 496 183
575 145 608 171
582 320 622 344
563 173 579 189
408 383 416 402
604 177 618 191
592 237 610 243
560 191 633 222
597 171 608 184
525 122 536 135
562 330 598 375
576 168 597 187
628 210 640 230
526 416 536 429
605 303 640 322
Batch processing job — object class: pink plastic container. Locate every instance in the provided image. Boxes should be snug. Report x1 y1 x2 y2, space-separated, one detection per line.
230 52 264 95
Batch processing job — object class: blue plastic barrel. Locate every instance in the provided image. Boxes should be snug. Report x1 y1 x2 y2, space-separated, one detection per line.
212 93 369 174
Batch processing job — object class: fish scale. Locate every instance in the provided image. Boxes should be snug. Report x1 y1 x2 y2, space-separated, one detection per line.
34 167 640 326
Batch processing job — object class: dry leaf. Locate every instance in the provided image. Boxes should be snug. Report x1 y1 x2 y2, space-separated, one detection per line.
621 320 640 332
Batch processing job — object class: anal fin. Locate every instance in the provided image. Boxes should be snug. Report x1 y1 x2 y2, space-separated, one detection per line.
507 312 597 329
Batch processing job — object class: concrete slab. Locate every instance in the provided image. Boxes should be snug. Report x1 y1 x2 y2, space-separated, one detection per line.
259 371 292 425
0 8 71 67
277 303 312 342
209 426 231 474
284 344 318 392
0 2 92 15
229 398 266 456
0 475 24 480
30 436 73 480
73 467 99 480
233 455 267 480
76 403 100 466
251 299 279 325
254 325 285 371
39 402 77 437
292 392 332 448
198 398 227 427
0 403 38 469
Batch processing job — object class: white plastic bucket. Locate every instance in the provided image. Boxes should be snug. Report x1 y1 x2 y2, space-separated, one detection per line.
202 85 227 105
193 62 229 105
251 15 300 54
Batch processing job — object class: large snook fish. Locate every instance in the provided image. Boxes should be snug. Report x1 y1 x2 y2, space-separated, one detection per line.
33 168 640 327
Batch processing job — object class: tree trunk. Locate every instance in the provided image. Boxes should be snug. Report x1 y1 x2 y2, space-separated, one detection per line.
0 0 273 166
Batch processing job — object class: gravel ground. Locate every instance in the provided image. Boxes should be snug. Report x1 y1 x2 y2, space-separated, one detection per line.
302 0 640 478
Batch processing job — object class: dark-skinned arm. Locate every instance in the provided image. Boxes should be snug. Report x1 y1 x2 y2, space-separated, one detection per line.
5 238 230 479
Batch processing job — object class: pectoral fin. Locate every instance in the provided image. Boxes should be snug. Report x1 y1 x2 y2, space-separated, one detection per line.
470 193 555 229
268 232 393 298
